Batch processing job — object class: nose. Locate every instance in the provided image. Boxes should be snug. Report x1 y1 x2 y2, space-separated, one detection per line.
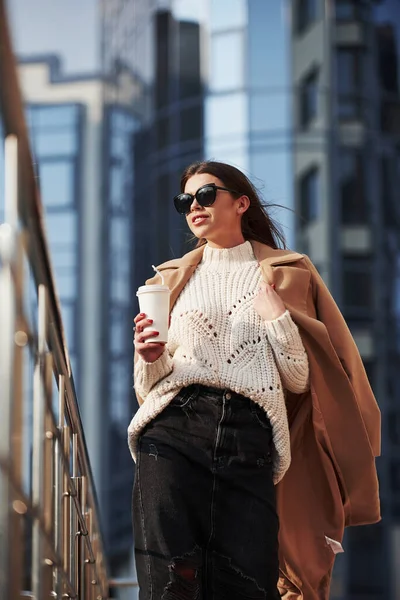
189 196 202 212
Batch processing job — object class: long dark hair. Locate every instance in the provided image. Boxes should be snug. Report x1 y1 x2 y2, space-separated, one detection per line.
180 160 287 249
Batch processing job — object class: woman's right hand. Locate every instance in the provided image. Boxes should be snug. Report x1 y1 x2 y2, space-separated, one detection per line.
134 313 166 363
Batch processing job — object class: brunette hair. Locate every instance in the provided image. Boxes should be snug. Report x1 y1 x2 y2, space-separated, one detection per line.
180 160 287 249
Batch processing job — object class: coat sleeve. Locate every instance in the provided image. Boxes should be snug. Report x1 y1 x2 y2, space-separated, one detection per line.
303 256 381 457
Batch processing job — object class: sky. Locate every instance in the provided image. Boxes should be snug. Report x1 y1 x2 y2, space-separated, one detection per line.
8 0 100 73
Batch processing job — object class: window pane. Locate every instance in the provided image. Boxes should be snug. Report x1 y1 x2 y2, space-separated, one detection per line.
110 112 136 157
110 217 130 302
297 0 318 33
45 212 77 246
250 93 287 132
299 167 319 225
110 163 125 208
52 247 77 299
249 0 287 88
206 93 247 139
178 20 202 100
29 105 79 128
388 411 400 446
343 259 373 310
391 460 400 492
300 70 318 127
210 32 244 92
110 359 131 425
111 131 126 157
55 269 77 299
179 104 203 142
336 0 356 20
39 161 74 206
335 1 367 21
110 308 128 356
337 48 365 118
210 0 246 32
337 50 357 93
33 130 77 156
339 151 368 224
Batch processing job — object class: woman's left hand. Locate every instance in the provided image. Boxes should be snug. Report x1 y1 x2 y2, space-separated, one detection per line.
253 283 287 322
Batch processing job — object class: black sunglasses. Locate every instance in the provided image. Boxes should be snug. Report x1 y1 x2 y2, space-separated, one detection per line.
173 183 241 215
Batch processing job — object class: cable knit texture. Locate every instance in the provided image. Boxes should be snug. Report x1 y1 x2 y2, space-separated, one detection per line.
128 241 309 483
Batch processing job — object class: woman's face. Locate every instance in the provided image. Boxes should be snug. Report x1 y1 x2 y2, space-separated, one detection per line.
184 173 247 248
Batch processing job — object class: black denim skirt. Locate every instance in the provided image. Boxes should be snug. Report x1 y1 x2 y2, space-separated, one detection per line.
133 384 280 600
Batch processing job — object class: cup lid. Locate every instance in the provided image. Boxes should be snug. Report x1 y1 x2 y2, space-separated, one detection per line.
137 284 170 294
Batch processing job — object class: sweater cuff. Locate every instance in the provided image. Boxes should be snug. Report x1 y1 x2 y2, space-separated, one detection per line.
134 350 173 397
264 310 302 346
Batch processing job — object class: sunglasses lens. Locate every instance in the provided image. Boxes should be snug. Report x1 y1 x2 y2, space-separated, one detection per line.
196 186 216 207
174 193 193 215
173 185 218 215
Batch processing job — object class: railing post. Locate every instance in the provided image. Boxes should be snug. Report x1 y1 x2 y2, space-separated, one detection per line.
54 374 65 598
0 135 17 600
32 284 52 599
0 134 27 600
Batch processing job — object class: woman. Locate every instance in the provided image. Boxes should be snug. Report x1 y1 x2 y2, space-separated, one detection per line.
129 161 380 600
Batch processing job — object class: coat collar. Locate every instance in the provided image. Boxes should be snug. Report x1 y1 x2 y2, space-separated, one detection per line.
156 240 303 271
153 241 304 311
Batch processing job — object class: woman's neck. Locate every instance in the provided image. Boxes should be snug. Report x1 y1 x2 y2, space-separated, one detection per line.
205 233 246 249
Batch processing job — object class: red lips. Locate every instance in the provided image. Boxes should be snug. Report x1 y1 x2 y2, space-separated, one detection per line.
191 213 209 225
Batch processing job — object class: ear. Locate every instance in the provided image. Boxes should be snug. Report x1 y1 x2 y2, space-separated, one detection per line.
237 195 250 215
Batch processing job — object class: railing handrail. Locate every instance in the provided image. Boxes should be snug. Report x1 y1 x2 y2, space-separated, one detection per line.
0 0 110 596
0 0 104 533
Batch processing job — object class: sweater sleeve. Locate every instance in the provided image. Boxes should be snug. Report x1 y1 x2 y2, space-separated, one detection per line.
134 349 173 399
265 310 310 394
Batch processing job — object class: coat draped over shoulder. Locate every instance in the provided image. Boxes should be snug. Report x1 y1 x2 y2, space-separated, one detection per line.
133 241 381 600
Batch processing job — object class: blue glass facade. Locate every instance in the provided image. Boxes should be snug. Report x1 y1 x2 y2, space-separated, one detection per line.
105 107 137 429
103 105 138 559
26 103 83 385
124 0 293 283
206 0 292 237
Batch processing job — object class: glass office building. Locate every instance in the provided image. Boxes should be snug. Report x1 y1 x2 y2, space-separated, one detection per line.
290 1 400 597
103 0 294 293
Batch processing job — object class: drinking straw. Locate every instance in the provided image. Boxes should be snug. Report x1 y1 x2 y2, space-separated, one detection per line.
152 264 165 285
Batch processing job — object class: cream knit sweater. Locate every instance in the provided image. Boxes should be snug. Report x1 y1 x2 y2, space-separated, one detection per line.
128 241 309 483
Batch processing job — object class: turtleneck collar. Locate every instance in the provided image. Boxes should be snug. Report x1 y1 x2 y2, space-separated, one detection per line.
201 240 256 265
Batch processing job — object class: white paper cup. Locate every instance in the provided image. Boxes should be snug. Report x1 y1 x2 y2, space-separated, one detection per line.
136 284 171 343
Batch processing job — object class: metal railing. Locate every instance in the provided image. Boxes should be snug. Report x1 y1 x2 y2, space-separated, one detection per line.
0 1 110 597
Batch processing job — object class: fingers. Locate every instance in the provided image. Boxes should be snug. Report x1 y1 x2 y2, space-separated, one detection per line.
135 342 165 362
258 282 276 294
135 329 161 345
136 342 166 351
134 312 146 324
134 317 153 335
